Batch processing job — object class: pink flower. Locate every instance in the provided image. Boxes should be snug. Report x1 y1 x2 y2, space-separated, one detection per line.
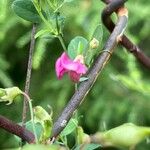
55 52 87 82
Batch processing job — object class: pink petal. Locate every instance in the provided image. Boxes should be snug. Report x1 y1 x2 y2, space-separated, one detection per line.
61 52 79 71
76 63 87 74
55 57 67 79
74 55 87 73
68 71 81 83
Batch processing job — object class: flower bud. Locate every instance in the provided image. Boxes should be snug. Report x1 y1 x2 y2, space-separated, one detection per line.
90 38 99 49
0 87 22 105
77 126 91 144
91 123 150 149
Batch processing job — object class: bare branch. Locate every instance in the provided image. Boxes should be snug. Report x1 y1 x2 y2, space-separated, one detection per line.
101 0 150 69
0 115 35 143
22 24 36 127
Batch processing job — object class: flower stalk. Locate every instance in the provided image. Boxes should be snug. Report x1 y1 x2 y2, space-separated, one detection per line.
22 92 38 144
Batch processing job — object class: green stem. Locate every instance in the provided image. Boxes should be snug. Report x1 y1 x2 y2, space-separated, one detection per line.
33 1 67 51
55 13 67 51
75 83 78 91
58 34 67 51
22 92 38 143
28 100 38 144
60 136 69 150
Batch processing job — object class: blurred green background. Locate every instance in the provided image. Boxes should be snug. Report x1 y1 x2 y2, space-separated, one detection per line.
0 0 150 149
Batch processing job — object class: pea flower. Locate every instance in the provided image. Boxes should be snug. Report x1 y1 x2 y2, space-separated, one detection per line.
55 52 87 82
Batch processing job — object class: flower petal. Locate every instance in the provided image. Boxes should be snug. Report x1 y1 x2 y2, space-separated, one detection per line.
76 63 87 74
68 71 81 83
55 57 67 79
61 52 79 71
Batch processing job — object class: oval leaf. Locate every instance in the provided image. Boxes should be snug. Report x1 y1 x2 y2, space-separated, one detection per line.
68 36 88 59
12 0 41 23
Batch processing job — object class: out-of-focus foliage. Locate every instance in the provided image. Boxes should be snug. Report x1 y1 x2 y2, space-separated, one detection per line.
0 0 150 149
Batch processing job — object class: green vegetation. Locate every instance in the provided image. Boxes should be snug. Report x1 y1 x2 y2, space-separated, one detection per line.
0 0 149 149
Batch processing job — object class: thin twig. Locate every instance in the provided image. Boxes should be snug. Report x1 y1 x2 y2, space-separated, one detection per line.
0 115 35 143
22 24 36 127
51 1 128 138
101 0 150 69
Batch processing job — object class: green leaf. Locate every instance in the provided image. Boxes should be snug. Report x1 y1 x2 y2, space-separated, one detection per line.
21 144 62 150
14 120 43 142
85 24 103 66
91 24 103 45
34 106 52 122
34 29 51 39
50 13 65 34
33 39 47 70
34 106 53 141
12 0 41 23
79 77 88 82
68 36 88 59
61 118 78 136
83 144 101 150
26 121 43 140
74 144 101 150
16 31 31 48
64 0 74 3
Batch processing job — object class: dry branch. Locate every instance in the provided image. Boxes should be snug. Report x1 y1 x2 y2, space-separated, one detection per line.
0 115 35 143
22 24 36 127
101 0 150 69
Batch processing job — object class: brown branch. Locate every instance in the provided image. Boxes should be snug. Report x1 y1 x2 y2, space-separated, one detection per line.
51 2 128 138
22 24 36 127
101 0 150 69
0 115 35 143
